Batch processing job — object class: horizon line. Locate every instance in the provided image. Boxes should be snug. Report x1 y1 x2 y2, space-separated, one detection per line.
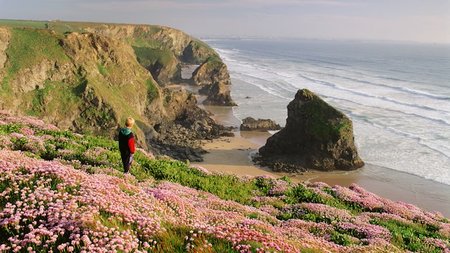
1 18 449 46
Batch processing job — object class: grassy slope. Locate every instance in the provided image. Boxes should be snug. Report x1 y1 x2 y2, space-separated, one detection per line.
0 115 449 252
1 28 68 92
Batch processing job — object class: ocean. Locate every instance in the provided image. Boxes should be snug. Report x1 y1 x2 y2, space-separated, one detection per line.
206 38 450 186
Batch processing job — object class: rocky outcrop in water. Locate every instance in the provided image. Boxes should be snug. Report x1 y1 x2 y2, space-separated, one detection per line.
240 117 281 131
193 57 236 106
256 89 364 172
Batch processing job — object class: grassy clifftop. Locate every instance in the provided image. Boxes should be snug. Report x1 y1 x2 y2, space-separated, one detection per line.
0 111 449 252
0 19 218 84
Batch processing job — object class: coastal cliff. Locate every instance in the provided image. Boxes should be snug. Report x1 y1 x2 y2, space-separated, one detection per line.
0 21 232 160
257 89 364 172
82 22 235 105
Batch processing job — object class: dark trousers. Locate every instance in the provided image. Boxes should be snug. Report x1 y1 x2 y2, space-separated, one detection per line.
121 153 133 173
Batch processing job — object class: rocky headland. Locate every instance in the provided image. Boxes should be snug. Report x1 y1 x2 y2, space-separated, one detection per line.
256 89 364 172
0 21 235 161
239 117 281 131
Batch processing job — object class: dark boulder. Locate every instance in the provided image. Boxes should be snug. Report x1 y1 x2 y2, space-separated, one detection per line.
240 117 281 131
255 89 364 172
149 89 233 162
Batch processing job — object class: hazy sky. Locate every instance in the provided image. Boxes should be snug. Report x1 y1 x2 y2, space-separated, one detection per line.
1 0 449 43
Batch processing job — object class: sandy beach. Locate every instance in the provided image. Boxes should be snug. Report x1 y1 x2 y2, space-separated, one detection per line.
193 105 450 217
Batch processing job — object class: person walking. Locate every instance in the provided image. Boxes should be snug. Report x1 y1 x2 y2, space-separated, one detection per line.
118 117 136 174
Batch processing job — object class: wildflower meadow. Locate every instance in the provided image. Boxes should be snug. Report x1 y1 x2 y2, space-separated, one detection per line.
0 111 449 252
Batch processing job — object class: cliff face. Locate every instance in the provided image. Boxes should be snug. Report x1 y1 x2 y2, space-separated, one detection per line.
0 24 228 159
257 89 364 172
1 20 234 102
83 24 219 85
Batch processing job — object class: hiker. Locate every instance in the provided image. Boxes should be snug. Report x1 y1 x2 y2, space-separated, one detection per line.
118 117 136 174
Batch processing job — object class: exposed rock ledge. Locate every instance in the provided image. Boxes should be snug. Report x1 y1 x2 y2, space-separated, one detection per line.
240 117 281 131
255 89 364 172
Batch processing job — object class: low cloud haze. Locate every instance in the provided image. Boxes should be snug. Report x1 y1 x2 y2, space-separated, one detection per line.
0 0 449 43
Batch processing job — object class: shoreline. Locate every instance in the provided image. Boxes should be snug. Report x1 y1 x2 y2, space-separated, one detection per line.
194 104 450 217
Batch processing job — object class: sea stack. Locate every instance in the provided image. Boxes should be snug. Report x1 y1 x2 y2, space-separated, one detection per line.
192 56 236 106
257 89 364 172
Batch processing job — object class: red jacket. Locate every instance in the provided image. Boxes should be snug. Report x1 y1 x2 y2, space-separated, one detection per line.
128 137 135 154
118 128 135 155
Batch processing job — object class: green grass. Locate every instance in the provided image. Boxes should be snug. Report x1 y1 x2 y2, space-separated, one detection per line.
153 226 237 253
1 28 69 102
140 158 258 204
133 46 175 67
97 209 138 231
131 37 163 49
285 184 363 214
0 19 220 70
27 81 82 117
190 39 215 53
30 86 46 114
73 77 144 136
300 96 351 142
0 27 62 97
0 19 48 29
206 55 222 63
370 219 447 252
6 28 68 76
133 46 181 83
97 63 109 76
329 231 355 246
0 74 11 92
0 123 22 135
182 39 218 63
146 79 159 102
300 248 325 253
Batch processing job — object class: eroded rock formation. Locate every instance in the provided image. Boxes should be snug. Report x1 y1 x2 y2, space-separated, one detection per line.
256 89 364 172
192 58 236 106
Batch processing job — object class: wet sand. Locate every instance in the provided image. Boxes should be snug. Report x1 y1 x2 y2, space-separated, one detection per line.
193 105 450 217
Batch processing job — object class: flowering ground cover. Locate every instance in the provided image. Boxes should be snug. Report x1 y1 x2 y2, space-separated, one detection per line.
0 111 449 252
